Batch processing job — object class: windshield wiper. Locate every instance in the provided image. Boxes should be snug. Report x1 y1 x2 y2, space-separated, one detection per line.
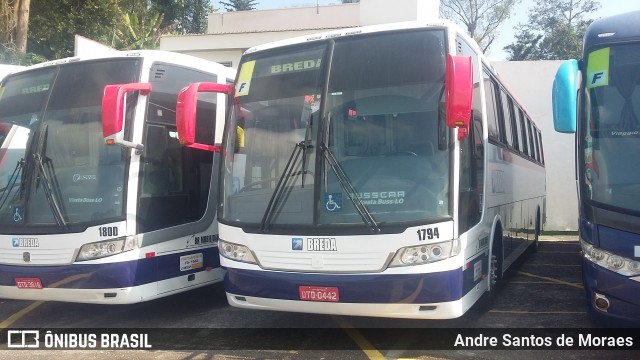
259 112 315 232
319 142 380 233
0 159 25 211
32 124 67 228
33 153 67 228
259 139 313 233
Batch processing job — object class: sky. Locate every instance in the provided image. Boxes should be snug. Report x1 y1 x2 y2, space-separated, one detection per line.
211 0 640 60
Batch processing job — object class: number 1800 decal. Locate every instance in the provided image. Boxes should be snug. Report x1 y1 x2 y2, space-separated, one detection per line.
98 226 118 237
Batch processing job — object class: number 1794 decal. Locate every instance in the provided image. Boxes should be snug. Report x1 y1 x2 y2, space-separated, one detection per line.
417 227 440 241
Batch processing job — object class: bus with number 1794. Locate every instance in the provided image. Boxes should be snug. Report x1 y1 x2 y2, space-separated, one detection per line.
178 20 546 319
0 50 234 304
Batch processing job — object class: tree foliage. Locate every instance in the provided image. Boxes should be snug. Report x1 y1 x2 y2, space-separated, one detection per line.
28 0 121 59
1 0 46 65
152 0 214 35
440 0 518 53
113 6 177 50
220 0 258 12
16 0 213 62
505 0 600 60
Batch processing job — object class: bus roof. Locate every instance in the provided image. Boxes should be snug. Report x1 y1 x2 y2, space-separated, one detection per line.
244 19 459 55
7 50 235 80
584 10 640 52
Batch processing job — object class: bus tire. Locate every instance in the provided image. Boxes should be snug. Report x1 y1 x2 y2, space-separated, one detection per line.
478 226 503 311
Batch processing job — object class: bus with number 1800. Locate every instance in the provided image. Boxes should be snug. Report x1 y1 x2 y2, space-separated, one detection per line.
0 50 234 304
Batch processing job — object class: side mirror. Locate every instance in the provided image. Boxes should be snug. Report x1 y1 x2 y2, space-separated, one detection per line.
176 82 233 152
445 54 473 140
102 83 151 150
552 59 579 133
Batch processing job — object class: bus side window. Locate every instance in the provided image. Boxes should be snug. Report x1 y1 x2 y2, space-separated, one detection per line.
499 89 515 148
513 106 524 154
538 130 544 164
518 108 528 156
527 119 536 161
483 70 500 143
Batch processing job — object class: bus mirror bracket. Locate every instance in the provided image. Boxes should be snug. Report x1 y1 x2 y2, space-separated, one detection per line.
102 83 151 151
445 54 473 140
176 82 233 153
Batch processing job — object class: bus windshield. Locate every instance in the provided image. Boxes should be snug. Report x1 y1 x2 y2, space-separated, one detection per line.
221 29 450 231
0 59 140 231
583 43 640 215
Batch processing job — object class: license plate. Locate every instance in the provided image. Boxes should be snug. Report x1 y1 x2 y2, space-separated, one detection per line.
299 286 339 302
15 278 43 289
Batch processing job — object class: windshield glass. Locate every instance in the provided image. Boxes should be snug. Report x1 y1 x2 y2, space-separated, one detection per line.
221 29 449 231
583 43 640 214
0 59 140 231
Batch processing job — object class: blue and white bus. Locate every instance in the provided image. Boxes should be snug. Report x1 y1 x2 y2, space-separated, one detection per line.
179 20 546 319
553 11 640 324
0 51 235 304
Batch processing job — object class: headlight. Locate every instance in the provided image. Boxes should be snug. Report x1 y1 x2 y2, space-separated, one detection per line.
76 236 138 261
389 239 460 267
219 239 257 264
581 239 640 276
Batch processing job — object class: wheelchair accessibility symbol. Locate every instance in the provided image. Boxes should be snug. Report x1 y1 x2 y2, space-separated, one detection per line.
13 206 24 223
324 193 342 212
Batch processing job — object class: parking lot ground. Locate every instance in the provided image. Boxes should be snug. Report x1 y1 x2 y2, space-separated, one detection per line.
2 235 639 359
477 236 590 328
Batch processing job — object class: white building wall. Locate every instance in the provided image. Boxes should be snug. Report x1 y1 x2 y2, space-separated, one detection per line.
160 0 440 68
207 4 360 34
494 61 578 231
360 0 439 25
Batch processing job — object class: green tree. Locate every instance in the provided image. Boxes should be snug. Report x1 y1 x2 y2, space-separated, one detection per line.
440 0 519 53
505 0 600 60
220 0 258 12
152 0 214 35
27 0 121 59
113 8 176 50
502 29 542 61
26 0 212 60
1 0 45 65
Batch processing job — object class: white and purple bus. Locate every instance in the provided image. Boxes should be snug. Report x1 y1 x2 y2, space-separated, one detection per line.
179 20 546 319
0 51 234 304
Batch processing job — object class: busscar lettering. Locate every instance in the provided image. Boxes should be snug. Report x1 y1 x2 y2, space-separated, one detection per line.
271 59 321 74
